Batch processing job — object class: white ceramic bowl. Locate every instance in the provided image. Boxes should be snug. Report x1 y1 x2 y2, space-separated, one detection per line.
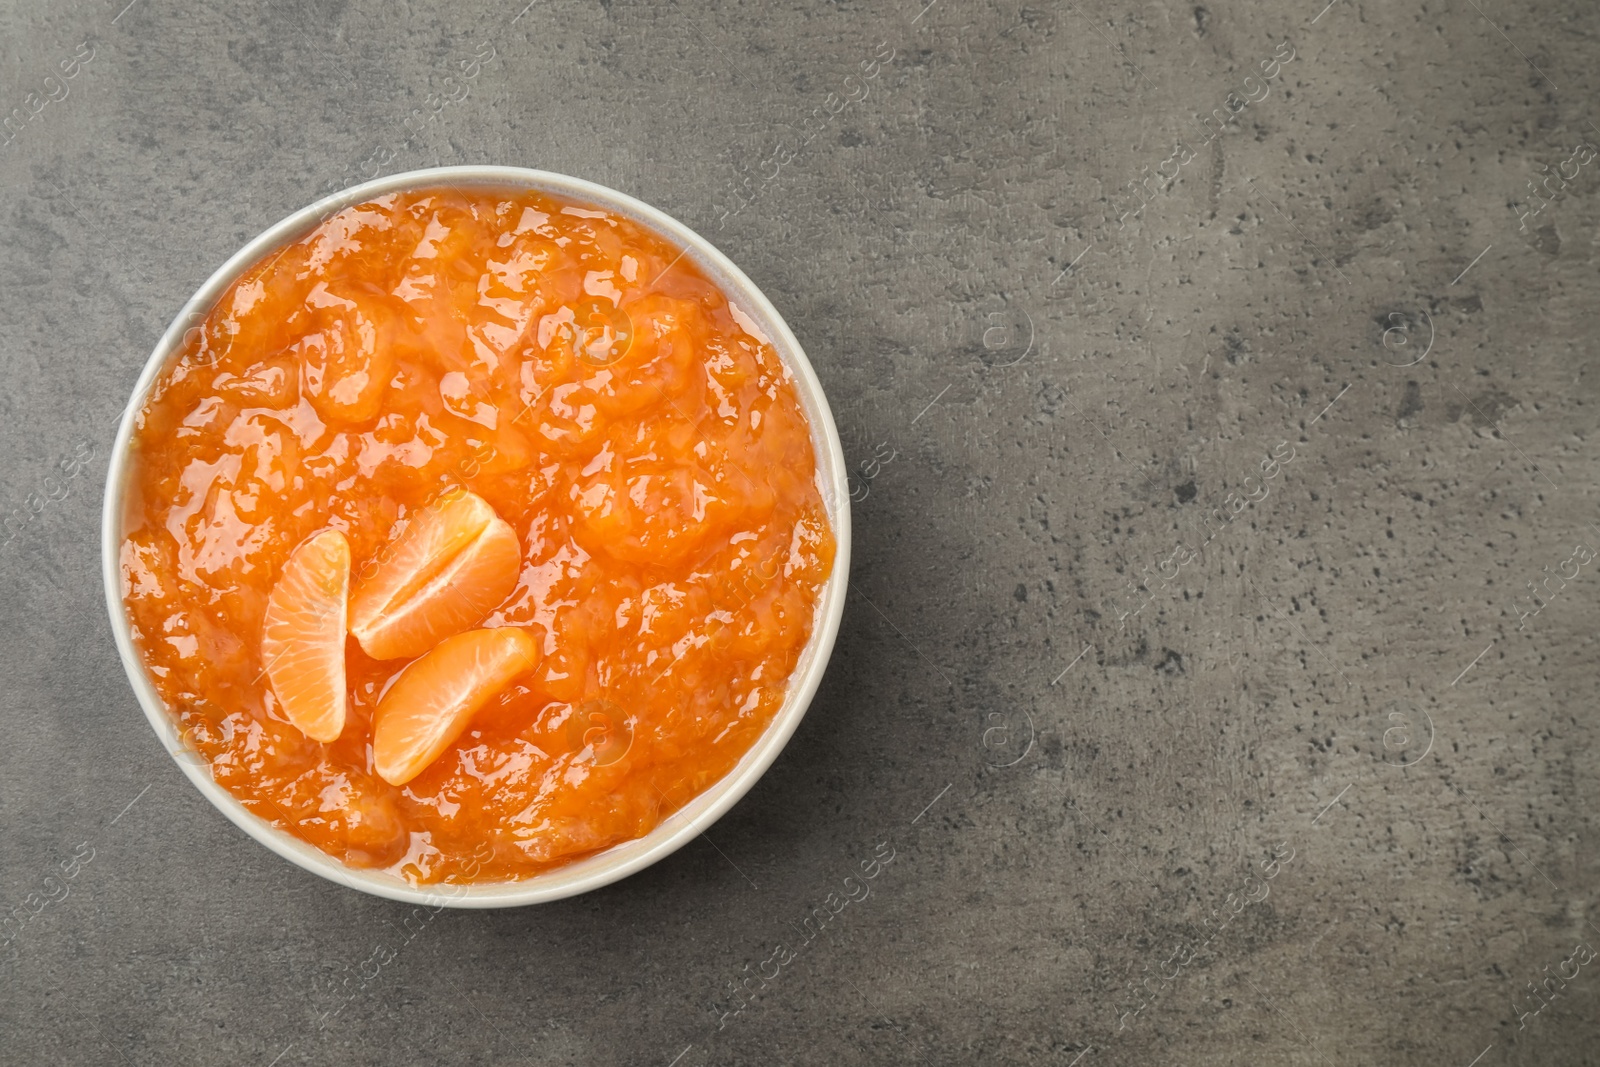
101 166 851 907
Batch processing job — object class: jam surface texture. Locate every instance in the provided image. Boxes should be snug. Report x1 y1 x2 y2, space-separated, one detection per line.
120 187 835 884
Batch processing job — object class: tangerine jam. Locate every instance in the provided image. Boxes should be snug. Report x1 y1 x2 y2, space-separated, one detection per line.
118 187 835 884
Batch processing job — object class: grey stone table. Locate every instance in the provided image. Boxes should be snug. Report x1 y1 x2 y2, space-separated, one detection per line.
2 0 1598 1063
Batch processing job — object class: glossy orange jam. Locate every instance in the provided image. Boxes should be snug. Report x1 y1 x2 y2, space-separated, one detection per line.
119 187 835 884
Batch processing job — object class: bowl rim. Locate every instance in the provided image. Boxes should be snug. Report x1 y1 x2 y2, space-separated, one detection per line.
99 165 852 908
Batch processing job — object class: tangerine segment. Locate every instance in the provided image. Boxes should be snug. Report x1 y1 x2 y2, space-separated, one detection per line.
261 530 350 743
373 627 542 786
349 489 522 661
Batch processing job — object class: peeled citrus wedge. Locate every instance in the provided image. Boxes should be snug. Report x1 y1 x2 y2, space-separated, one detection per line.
261 529 351 743
372 627 542 786
349 489 522 661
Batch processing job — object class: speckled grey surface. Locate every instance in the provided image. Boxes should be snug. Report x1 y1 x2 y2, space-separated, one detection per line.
3 0 1599 1064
